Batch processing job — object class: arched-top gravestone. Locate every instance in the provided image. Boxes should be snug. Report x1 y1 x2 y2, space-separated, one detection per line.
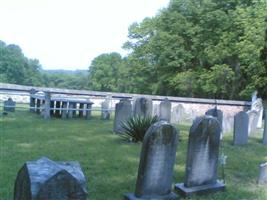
124 121 179 199
133 97 152 118
4 97 16 112
233 111 249 145
14 157 88 200
205 107 223 133
175 116 225 197
101 99 111 120
113 99 132 133
159 98 171 122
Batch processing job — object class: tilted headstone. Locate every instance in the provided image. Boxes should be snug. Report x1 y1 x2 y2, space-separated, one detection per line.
101 99 111 120
233 111 249 145
175 116 225 197
247 110 258 135
124 121 179 200
113 99 132 133
14 157 88 200
61 101 68 119
159 98 171 122
43 92 51 119
263 109 267 145
3 97 16 112
258 163 267 185
133 97 152 118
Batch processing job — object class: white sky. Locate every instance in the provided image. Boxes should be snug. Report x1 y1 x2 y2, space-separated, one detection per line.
0 0 169 70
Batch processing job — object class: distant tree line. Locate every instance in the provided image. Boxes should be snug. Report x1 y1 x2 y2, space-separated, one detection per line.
1 0 267 100
89 0 267 100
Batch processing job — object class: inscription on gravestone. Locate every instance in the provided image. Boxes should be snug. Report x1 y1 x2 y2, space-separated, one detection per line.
175 116 225 197
233 111 249 145
124 121 179 200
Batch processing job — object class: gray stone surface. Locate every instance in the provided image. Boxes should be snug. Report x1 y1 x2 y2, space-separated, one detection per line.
3 97 16 112
152 104 160 117
233 111 249 145
36 99 41 114
14 157 88 200
159 98 171 122
171 104 186 124
101 99 111 120
247 110 259 135
222 114 234 134
258 162 267 185
61 102 68 119
264 109 267 145
133 97 152 118
113 99 132 133
124 121 179 200
205 108 223 132
43 92 51 119
175 115 225 197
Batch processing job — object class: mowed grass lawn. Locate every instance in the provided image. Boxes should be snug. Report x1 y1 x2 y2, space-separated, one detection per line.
1 110 267 200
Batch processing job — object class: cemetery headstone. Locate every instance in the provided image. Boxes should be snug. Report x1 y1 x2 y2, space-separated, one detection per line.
43 92 51 119
3 97 16 112
171 104 186 124
101 99 111 120
233 111 249 145
124 121 179 200
133 97 152 118
251 98 263 128
258 162 267 185
205 108 223 132
14 157 88 200
264 109 267 145
175 115 225 197
113 99 132 133
159 98 171 122
247 110 258 135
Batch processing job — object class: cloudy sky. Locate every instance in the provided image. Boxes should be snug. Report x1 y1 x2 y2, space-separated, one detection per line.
0 0 169 70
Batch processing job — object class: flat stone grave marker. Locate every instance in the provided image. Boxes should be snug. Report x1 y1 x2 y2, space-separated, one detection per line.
4 97 16 112
124 121 179 200
233 111 249 145
175 115 225 197
133 97 152 118
14 157 88 200
159 98 171 122
113 99 132 133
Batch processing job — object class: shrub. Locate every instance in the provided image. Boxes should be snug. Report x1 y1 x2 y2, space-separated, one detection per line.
119 115 159 143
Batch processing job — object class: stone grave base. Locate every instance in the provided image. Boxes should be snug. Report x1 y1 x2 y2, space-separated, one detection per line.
174 181 225 197
123 192 178 200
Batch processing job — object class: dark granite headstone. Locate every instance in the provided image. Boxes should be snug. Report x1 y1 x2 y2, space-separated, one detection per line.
3 97 16 112
205 108 223 132
124 121 179 200
263 109 267 145
14 157 88 200
233 111 249 145
133 97 152 118
258 162 267 185
159 98 171 122
175 116 225 197
113 99 132 133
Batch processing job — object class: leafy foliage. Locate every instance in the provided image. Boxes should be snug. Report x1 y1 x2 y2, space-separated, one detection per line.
119 115 159 143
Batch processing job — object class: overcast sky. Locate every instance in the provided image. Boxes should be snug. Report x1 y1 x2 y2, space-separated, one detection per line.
0 0 169 70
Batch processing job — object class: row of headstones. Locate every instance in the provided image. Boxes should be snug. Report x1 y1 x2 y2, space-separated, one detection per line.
30 92 112 120
14 116 267 199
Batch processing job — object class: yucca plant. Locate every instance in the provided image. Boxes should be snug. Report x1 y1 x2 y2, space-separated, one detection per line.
119 115 159 143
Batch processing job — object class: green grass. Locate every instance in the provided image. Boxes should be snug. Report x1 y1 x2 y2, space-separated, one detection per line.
1 111 267 200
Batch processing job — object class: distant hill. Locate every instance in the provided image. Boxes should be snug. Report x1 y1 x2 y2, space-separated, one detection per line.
42 69 88 75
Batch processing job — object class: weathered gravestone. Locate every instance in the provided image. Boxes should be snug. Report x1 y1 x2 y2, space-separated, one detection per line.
263 109 267 145
258 162 267 185
113 99 132 133
159 98 171 122
171 104 186 124
124 121 179 200
205 108 223 132
101 99 111 120
14 157 88 200
133 97 152 118
4 97 16 112
247 110 258 135
233 111 249 145
175 116 225 197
